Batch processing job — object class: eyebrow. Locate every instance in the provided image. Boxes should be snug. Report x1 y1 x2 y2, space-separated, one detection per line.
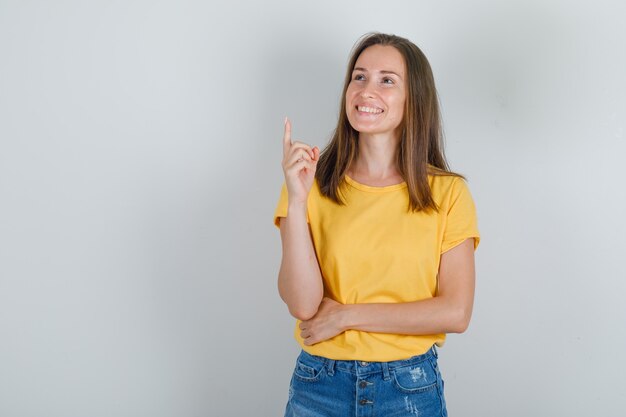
353 67 403 79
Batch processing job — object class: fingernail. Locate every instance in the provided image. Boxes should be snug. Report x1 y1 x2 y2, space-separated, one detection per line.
284 116 288 125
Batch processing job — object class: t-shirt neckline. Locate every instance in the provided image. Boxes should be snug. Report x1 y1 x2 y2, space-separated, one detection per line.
344 174 407 193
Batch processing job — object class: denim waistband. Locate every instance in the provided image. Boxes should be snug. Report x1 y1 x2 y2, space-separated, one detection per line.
299 345 438 378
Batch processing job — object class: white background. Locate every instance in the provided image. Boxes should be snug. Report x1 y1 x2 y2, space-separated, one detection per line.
1 1 625 416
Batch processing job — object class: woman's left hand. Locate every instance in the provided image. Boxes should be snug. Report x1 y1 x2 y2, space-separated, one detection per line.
299 297 348 345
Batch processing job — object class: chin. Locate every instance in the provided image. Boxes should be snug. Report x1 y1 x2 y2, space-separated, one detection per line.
350 123 393 136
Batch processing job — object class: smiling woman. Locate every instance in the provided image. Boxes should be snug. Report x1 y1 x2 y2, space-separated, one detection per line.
274 32 480 417
345 45 407 138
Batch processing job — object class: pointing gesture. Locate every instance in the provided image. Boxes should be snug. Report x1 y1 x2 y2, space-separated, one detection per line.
281 117 320 205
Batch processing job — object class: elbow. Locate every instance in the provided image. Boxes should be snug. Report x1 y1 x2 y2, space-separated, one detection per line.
452 319 470 334
279 292 321 321
449 307 472 334
278 285 320 321
289 306 318 321
278 273 322 321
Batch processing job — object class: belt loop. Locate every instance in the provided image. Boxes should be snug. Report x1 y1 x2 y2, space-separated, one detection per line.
381 362 390 381
429 344 438 359
326 359 335 376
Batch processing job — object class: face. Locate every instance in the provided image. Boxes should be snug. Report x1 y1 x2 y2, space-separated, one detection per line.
345 45 406 137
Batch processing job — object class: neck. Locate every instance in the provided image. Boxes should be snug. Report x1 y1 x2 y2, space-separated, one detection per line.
349 131 401 179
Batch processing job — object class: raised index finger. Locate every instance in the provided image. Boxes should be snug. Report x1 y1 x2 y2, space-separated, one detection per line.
283 117 292 156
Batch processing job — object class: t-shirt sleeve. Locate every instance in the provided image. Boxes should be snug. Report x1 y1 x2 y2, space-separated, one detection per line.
273 182 310 229
441 177 480 253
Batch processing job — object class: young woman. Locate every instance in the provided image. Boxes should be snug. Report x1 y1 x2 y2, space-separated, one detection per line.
274 32 480 417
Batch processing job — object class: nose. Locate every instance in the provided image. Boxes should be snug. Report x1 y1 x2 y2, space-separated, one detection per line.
359 80 376 98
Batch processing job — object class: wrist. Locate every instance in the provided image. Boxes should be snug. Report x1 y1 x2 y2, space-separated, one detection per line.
287 200 307 213
341 303 359 331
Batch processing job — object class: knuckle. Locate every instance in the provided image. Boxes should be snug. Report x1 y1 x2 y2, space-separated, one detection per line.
292 141 311 149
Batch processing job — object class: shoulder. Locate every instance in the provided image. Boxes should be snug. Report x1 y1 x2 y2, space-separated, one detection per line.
427 172 477 215
428 172 464 195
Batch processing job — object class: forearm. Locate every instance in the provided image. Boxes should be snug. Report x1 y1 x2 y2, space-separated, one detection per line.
277 202 324 320
342 295 472 336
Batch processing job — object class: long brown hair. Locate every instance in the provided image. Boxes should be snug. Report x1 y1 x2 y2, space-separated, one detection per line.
315 32 462 213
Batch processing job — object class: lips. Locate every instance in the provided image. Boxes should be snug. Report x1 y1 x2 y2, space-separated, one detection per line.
356 105 384 114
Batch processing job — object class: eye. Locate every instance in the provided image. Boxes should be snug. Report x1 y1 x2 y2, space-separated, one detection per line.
353 74 366 81
382 77 394 85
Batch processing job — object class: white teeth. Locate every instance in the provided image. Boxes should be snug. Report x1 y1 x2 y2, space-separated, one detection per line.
358 106 383 114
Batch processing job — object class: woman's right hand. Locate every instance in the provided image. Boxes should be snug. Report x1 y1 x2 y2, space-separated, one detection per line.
281 117 320 205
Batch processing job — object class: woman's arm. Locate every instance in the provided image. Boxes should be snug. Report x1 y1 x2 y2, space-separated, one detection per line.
298 238 476 345
277 210 324 321
277 118 323 321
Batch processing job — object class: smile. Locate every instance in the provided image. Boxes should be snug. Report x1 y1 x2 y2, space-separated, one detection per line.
357 106 384 114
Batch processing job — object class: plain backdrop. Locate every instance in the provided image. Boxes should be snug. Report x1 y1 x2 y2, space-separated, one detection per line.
1 1 625 416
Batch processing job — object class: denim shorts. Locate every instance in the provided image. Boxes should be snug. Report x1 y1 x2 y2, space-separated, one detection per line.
284 345 447 417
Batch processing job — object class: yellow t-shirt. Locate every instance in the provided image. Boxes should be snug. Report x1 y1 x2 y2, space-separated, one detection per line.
273 173 480 361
